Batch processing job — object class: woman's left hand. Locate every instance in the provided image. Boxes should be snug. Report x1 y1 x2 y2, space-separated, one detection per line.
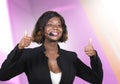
84 38 96 57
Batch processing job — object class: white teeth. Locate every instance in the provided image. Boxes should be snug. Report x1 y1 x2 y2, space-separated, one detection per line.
52 32 58 35
49 32 58 36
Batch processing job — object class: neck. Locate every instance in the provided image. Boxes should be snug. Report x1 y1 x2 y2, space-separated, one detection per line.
44 40 58 52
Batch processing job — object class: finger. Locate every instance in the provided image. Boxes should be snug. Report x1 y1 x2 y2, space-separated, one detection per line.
86 51 96 56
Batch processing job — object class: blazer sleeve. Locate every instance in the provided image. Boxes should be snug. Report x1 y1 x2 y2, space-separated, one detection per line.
74 51 103 84
0 44 26 81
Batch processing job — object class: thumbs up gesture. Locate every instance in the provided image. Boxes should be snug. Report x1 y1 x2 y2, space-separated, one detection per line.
18 30 32 49
84 38 96 57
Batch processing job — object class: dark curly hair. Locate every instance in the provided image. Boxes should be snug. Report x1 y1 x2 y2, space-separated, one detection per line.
32 11 68 44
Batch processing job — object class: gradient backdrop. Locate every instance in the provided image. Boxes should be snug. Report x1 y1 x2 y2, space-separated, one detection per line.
0 0 120 84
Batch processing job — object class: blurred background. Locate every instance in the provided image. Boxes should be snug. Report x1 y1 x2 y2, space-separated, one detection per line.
0 0 120 84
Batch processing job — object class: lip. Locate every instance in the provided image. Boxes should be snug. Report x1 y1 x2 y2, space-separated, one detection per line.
51 32 58 36
49 31 59 36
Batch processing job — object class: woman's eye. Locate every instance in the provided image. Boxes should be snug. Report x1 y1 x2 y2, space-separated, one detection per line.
46 24 62 28
46 24 53 27
57 25 62 28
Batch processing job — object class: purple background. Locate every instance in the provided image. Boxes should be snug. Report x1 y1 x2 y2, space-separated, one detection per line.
0 0 118 84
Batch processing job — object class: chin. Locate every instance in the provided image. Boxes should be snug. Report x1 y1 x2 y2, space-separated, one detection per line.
49 38 60 42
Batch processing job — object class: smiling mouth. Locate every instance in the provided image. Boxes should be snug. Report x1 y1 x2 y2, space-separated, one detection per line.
48 32 58 36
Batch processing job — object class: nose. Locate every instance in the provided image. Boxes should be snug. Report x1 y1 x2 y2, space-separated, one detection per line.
52 25 58 29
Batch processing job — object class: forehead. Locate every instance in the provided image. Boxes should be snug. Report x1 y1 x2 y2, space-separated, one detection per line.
47 17 61 23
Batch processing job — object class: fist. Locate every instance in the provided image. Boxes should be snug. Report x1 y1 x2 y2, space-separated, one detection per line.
18 31 32 49
84 38 96 56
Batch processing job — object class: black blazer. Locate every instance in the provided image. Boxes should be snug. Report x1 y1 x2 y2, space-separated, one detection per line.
0 44 103 84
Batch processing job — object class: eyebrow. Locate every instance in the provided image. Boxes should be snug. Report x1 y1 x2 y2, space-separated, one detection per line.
48 19 61 23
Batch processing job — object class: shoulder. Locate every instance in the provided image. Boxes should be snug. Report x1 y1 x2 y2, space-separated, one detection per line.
60 49 78 60
60 49 77 55
23 45 43 53
21 45 44 59
16 45 46 65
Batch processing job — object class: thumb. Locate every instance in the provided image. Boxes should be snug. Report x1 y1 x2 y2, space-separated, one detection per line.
24 30 28 37
24 30 33 41
88 38 92 45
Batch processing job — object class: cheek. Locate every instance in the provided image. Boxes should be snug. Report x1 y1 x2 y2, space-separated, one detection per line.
44 28 48 36
60 30 63 37
61 29 64 34
44 27 50 34
59 28 63 32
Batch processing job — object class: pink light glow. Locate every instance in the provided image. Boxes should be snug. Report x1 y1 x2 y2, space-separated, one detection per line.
0 0 21 84
0 0 119 84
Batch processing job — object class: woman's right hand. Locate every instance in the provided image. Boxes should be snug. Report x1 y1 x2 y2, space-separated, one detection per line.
18 31 32 49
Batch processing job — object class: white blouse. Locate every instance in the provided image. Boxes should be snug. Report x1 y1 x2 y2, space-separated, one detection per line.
50 71 62 84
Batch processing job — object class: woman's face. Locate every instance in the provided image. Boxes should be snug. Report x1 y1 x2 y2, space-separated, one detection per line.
44 17 63 42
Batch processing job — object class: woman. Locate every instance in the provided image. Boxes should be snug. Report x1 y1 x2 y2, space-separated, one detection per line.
0 11 103 84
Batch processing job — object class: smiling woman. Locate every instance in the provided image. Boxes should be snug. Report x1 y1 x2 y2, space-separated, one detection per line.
0 11 103 84
32 11 68 44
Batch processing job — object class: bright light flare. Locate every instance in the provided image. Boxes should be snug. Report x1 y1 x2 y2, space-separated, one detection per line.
101 0 120 60
0 0 21 84
0 0 13 53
